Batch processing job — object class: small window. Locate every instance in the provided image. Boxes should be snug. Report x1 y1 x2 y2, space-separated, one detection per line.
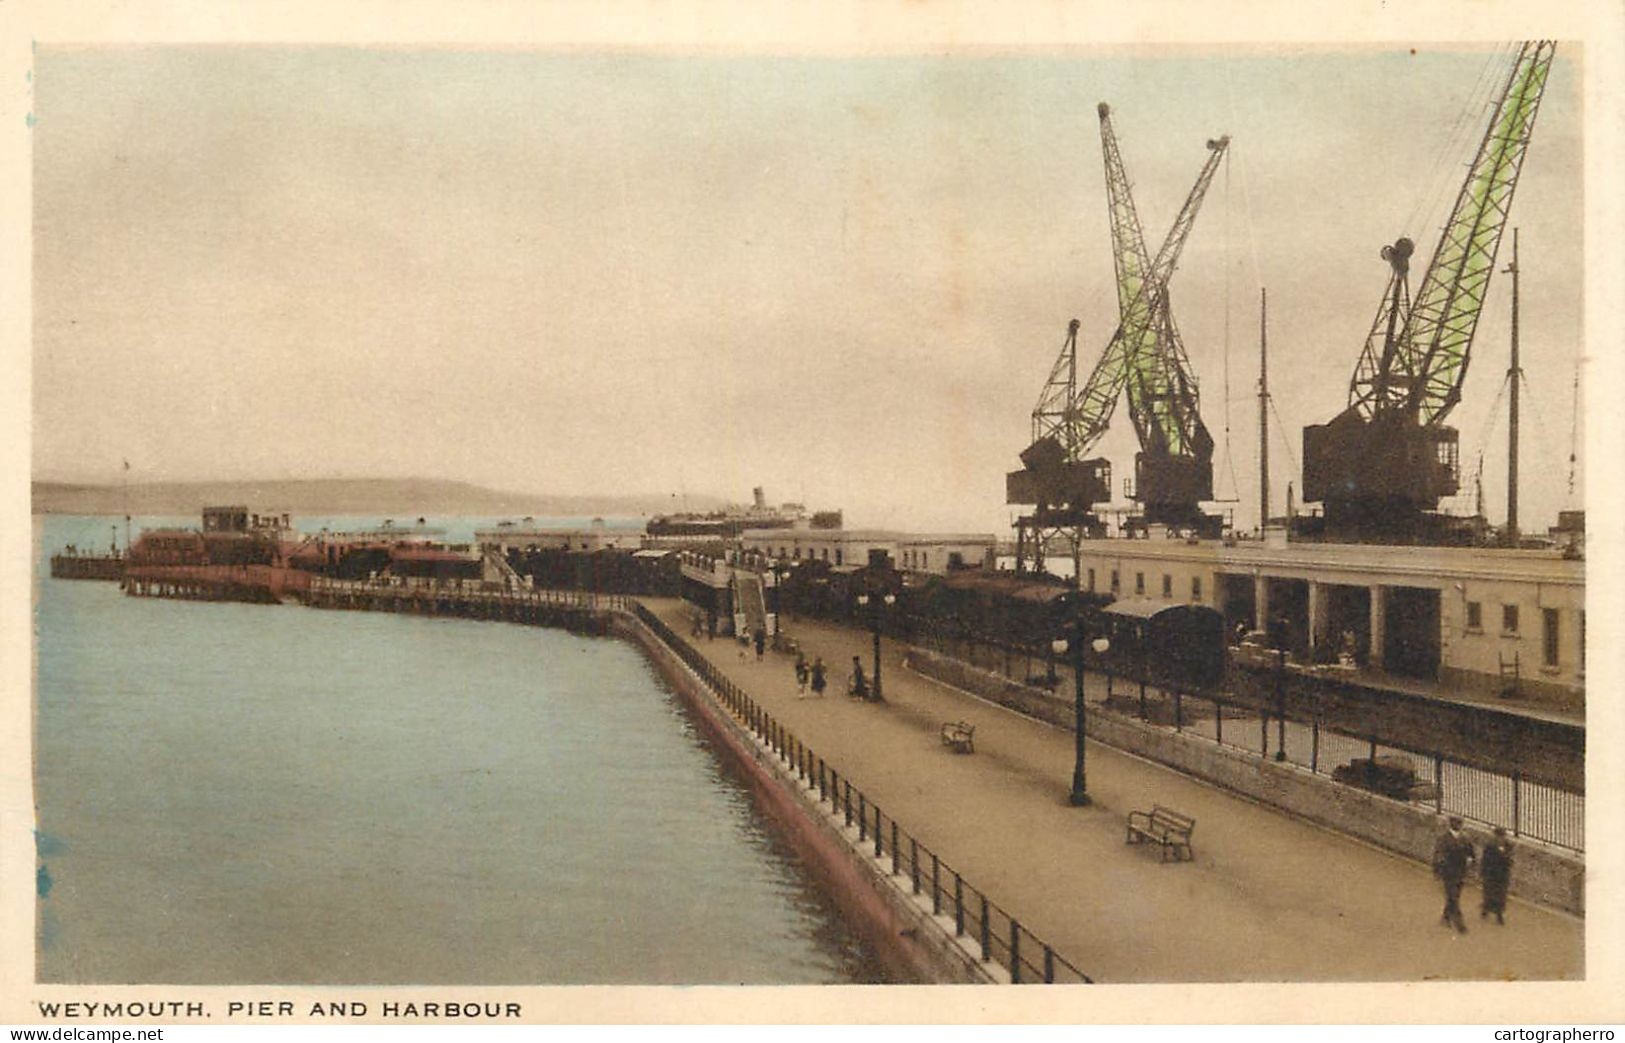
1465 601 1482 631
1502 604 1519 634
1087 568 1096 592
1111 570 1121 593
1543 608 1559 668
1161 574 1172 597
1191 576 1202 601
835 549 843 566
1135 572 1145 595
821 548 829 561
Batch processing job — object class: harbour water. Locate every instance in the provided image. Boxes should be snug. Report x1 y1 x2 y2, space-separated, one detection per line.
33 515 887 985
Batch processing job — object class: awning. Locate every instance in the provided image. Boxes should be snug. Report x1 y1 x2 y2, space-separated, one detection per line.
1101 599 1173 620
1007 585 1072 604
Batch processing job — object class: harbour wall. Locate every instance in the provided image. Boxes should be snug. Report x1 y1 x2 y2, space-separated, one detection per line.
908 647 1585 917
616 613 1004 985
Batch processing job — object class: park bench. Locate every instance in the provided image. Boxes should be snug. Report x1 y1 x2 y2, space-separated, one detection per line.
1125 804 1196 862
939 721 976 754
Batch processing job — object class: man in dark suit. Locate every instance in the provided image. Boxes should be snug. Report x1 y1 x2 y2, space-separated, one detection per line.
1432 817 1476 933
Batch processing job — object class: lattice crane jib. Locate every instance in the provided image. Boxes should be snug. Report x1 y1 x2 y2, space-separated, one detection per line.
1349 238 1416 417
1099 103 1157 331
1350 41 1555 428
1121 135 1230 461
1027 106 1157 463
1405 41 1554 426
1025 112 1228 477
1031 318 1084 455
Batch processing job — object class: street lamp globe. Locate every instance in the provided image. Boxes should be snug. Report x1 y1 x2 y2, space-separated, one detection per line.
1051 637 1069 656
883 593 896 606
1092 637 1110 655
856 593 870 606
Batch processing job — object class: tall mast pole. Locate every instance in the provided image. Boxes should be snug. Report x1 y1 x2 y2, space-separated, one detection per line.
1259 287 1269 531
1504 228 1521 544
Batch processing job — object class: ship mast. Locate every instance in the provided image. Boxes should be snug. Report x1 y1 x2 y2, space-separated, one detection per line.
1503 228 1521 545
1259 287 1269 531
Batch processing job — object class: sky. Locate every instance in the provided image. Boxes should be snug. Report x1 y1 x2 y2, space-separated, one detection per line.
30 44 1583 533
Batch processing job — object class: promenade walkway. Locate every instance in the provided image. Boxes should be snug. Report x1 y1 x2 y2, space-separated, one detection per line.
644 599 1583 983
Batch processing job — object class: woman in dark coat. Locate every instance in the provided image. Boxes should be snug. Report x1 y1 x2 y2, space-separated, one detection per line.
1480 827 1514 924
810 657 827 698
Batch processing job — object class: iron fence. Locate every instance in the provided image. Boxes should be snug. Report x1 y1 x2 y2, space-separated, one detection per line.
632 602 1092 984
914 628 1583 853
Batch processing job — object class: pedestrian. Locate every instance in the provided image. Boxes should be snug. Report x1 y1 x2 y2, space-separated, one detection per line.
738 625 750 660
795 654 809 696
849 655 868 700
754 626 766 661
810 657 827 698
1480 827 1514 925
1432 817 1476 933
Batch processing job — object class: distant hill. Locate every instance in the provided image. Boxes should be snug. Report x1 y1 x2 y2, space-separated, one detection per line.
31 478 727 519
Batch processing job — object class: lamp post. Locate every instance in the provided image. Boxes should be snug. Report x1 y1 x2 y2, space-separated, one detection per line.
1274 642 1288 762
855 591 896 701
774 562 795 623
1137 620 1149 720
1267 615 1288 762
1053 618 1109 807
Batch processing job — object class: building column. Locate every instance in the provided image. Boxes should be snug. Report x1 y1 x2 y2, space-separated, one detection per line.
1308 580 1330 653
1369 584 1386 672
1253 575 1270 633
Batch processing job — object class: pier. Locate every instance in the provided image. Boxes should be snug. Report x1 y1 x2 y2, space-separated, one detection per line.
48 552 125 581
636 598 1582 982
302 577 627 635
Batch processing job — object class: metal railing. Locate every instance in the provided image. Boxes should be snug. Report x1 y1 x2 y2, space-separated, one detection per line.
913 628 1584 854
307 576 631 611
632 602 1093 984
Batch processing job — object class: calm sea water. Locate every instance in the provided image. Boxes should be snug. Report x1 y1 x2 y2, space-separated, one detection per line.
33 515 887 984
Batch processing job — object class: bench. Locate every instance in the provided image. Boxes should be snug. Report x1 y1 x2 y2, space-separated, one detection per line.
940 721 975 754
1125 804 1196 862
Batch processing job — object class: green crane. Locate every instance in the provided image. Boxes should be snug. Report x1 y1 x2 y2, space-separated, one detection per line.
1012 106 1229 563
1304 41 1556 540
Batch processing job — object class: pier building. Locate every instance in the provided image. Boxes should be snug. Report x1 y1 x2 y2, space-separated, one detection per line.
475 519 641 554
1069 528 1584 708
738 529 996 574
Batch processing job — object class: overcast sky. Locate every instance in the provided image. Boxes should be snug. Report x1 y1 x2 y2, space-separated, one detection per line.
31 44 1582 532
